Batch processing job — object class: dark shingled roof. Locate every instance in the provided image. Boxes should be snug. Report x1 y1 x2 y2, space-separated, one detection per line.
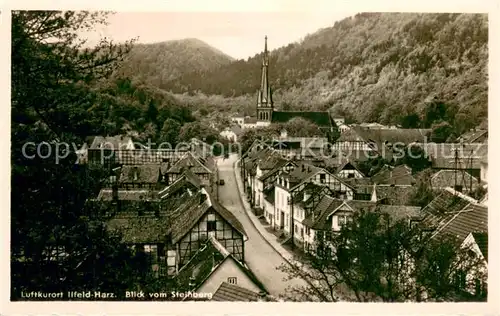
259 160 295 181
211 282 262 302
89 135 133 150
371 164 415 186
271 111 333 127
430 170 479 191
457 129 488 143
423 143 487 170
355 184 416 205
420 188 476 230
355 127 432 150
97 189 157 201
431 203 487 244
472 232 488 261
177 236 267 297
118 164 165 184
167 152 213 174
170 190 246 244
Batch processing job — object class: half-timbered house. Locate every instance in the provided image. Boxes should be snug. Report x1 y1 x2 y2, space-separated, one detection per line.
273 162 354 236
99 171 246 280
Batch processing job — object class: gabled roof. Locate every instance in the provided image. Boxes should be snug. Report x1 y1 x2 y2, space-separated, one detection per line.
376 205 422 222
335 160 365 176
271 111 333 127
170 189 247 244
89 135 133 150
355 127 432 151
258 151 287 171
457 129 488 143
177 236 267 296
118 164 165 184
423 143 487 169
431 203 487 245
420 188 476 230
430 170 479 190
471 232 488 261
335 127 366 143
259 160 297 182
371 164 415 186
211 282 264 302
97 189 156 201
292 182 328 206
355 184 415 205
104 195 195 244
158 169 202 199
167 152 213 174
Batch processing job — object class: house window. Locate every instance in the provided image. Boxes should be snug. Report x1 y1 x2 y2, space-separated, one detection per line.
227 277 237 285
207 220 216 232
348 173 355 178
338 215 351 227
320 174 326 183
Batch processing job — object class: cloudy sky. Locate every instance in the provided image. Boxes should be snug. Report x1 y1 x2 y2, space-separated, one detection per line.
82 11 355 60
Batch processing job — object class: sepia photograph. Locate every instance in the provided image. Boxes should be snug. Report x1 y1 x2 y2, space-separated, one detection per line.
8 4 492 308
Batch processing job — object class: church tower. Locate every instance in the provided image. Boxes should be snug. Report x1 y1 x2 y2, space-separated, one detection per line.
256 36 273 125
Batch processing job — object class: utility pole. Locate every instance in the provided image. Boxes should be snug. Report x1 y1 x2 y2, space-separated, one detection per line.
454 147 458 194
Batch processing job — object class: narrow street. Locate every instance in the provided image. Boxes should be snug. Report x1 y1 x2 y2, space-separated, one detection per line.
216 154 309 299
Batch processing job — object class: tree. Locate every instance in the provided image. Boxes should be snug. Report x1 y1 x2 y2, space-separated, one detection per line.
159 118 181 145
11 11 149 298
430 121 453 143
277 210 486 302
278 117 324 137
178 121 219 144
408 169 435 207
400 113 421 128
397 144 432 173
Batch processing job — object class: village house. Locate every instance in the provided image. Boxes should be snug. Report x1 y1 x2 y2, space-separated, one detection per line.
301 195 421 253
175 235 268 301
457 129 488 143
164 151 215 188
94 171 247 280
371 164 416 186
422 143 487 180
259 159 298 225
211 282 274 302
220 124 243 142
273 162 354 236
418 188 488 298
430 170 480 193
333 126 432 159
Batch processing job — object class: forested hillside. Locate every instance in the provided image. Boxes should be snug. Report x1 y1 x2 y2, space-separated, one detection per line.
150 13 487 131
113 38 234 87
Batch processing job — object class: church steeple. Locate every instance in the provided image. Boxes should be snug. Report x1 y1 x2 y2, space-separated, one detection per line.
257 36 273 123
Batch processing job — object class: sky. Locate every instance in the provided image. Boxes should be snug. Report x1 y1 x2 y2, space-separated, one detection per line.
80 11 356 60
